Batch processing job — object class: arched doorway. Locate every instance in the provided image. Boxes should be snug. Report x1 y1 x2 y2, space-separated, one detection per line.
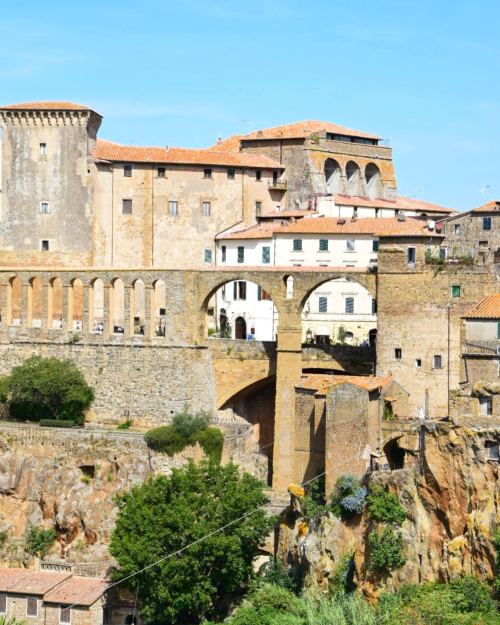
235 316 247 339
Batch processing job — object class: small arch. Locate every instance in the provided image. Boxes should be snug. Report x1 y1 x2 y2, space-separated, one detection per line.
49 277 63 329
365 163 383 199
29 277 43 327
345 161 363 196
153 279 167 336
132 279 145 335
384 438 406 470
324 158 342 194
70 278 84 331
284 275 294 299
235 316 247 339
111 278 125 334
90 278 104 333
9 277 22 325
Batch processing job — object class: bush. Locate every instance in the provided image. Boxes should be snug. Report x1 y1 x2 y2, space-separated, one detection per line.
367 484 406 525
39 419 76 428
172 409 210 438
25 526 56 557
368 525 405 572
258 558 299 592
331 474 367 518
302 474 327 519
144 426 185 455
8 356 93 424
191 427 223 464
0 377 9 404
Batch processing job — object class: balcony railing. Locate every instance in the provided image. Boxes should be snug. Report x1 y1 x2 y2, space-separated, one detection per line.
268 179 287 191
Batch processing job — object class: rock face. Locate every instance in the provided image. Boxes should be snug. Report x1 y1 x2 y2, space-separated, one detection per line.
277 422 500 597
0 418 265 574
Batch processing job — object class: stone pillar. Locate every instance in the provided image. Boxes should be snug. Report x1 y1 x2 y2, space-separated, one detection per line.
123 285 133 339
103 284 112 337
0 282 9 333
45 282 53 331
272 322 303 492
61 283 70 331
81 283 90 336
67 283 74 332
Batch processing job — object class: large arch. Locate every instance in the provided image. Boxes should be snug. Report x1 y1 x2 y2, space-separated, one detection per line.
345 160 363 196
324 158 342 194
365 163 383 199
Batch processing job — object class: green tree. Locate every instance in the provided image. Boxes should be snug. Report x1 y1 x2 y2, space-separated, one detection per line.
110 461 271 625
25 526 56 558
8 356 93 424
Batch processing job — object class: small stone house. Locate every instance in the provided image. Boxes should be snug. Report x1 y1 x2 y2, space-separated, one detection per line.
294 373 409 494
0 569 110 625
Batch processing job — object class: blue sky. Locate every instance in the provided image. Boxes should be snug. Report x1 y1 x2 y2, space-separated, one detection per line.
1 0 499 210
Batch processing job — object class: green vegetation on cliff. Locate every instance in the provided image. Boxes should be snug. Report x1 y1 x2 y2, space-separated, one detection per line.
110 460 271 625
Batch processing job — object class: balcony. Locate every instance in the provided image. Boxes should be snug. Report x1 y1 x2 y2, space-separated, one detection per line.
268 179 287 191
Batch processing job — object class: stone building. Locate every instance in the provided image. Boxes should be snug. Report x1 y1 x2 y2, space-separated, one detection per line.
438 200 500 264
0 569 115 625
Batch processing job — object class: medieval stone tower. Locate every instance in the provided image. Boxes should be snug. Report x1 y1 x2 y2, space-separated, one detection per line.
0 102 102 264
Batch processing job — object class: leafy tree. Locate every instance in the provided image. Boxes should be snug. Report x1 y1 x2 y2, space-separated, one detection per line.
368 525 405 572
110 461 271 625
25 526 56 557
8 356 93 423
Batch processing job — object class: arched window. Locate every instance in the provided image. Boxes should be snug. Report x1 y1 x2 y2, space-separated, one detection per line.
132 280 145 335
365 163 383 199
91 278 104 333
153 279 167 336
235 316 247 339
324 158 341 194
111 278 125 334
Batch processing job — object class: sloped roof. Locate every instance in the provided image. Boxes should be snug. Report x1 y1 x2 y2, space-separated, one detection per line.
93 140 283 169
0 569 71 594
208 135 244 152
334 194 455 215
471 200 500 213
217 224 274 240
1 101 94 112
273 216 441 237
258 209 318 219
241 120 380 141
464 294 500 319
44 576 108 607
296 373 393 395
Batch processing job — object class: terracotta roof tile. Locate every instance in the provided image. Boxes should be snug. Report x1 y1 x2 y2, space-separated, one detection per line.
93 140 282 169
0 101 93 112
208 135 244 152
334 194 455 215
217 224 274 240
464 294 500 319
296 373 393 395
242 120 380 141
258 209 318 219
471 200 500 213
0 569 71 594
44 576 108 606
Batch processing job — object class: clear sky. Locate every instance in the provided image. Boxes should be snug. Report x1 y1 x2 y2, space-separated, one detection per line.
1 0 499 211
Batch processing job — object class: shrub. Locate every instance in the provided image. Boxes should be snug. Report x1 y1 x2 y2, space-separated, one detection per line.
368 526 405 571
302 474 327 519
331 474 367 518
8 356 93 424
39 419 76 428
191 427 223 464
172 409 210 438
367 484 406 525
258 557 299 592
0 377 9 404
144 426 185 455
25 526 56 557
329 552 356 595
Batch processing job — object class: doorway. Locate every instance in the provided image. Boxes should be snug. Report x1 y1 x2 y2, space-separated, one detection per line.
235 316 247 339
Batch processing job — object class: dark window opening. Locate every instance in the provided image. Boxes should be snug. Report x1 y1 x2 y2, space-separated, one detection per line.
124 164 132 177
157 167 165 178
204 168 212 179
395 348 402 360
122 199 132 214
256 170 262 181
227 168 235 180
41 240 49 251
237 246 244 263
221 245 226 263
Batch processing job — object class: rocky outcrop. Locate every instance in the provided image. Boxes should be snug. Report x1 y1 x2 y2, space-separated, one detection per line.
277 422 500 597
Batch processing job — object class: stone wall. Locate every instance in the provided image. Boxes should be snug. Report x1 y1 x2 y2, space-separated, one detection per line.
441 210 500 264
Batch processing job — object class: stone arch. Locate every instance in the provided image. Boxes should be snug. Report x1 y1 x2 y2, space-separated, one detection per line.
9 276 22 325
131 279 145 335
153 279 167 337
345 160 363 196
29 276 43 327
111 278 125 334
69 278 84 331
49 277 63 329
365 163 383 199
90 278 104 333
324 158 342 194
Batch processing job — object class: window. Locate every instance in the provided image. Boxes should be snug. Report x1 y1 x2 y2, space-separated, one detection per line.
256 170 262 181
40 202 49 214
293 239 302 252
204 168 212 179
372 240 379 252
233 281 246 300
346 239 355 252
124 164 132 177
372 298 377 314
39 142 47 156
345 297 354 314
454 224 461 235
255 201 262 216
439 247 447 260
168 200 178 216
257 286 271 301
157 167 165 178
451 284 461 298
60 606 71 625
227 168 235 180
221 245 226 263
483 217 492 231
204 249 212 263
479 240 488 246
0 594 6 614
486 440 499 459
122 199 132 214
27 597 38 617
415 359 422 368
497 322 500 339
318 296 328 313
433 354 442 369
407 247 416 264
203 201 211 216
41 240 49 251
262 246 270 264
237 246 244 263
395 348 402 360
319 239 328 251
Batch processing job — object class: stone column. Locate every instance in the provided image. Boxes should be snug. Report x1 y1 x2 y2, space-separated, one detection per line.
103 284 112 338
0 282 9 334
67 282 74 332
61 283 69 332
123 285 133 339
272 320 303 492
45 282 53 331
81 283 91 336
